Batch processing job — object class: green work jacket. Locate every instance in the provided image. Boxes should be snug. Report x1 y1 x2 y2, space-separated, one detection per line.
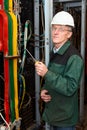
42 41 84 127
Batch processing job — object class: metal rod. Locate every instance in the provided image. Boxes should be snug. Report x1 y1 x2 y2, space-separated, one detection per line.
26 49 37 63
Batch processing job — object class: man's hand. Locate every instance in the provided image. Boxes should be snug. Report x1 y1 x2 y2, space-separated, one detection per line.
41 90 51 103
35 62 48 77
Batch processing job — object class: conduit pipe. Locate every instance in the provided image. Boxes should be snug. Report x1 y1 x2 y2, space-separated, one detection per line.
44 0 53 66
34 0 40 127
44 1 53 130
80 0 86 124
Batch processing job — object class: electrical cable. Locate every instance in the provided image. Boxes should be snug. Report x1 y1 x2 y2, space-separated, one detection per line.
13 0 22 57
0 75 4 81
22 93 31 109
0 113 10 129
19 20 32 74
19 74 26 110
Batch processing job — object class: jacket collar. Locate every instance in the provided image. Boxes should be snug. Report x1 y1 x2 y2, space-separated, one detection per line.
56 41 71 55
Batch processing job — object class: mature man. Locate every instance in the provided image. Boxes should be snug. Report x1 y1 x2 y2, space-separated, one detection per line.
35 11 84 130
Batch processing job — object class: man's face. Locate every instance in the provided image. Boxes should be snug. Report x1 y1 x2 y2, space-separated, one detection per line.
51 25 72 48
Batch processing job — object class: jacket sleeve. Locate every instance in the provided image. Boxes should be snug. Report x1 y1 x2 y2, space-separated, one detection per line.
44 55 84 96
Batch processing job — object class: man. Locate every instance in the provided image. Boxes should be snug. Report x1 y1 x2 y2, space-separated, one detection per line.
35 11 84 130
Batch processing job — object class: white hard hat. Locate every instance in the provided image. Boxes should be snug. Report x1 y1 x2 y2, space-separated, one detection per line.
51 11 75 27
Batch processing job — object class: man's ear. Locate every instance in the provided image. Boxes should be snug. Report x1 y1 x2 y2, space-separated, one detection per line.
67 31 72 39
